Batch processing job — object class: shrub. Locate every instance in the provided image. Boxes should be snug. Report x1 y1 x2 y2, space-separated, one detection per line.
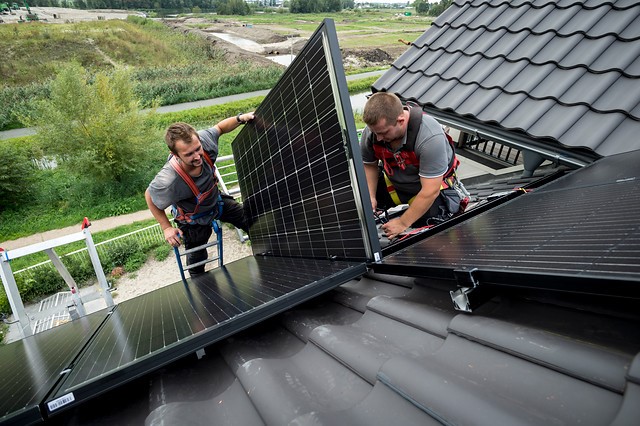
101 239 142 273
0 144 36 212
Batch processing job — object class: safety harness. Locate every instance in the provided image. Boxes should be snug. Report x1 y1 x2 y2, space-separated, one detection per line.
169 151 223 224
371 106 461 206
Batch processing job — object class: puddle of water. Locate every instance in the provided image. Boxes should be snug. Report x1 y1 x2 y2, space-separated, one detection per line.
266 54 296 66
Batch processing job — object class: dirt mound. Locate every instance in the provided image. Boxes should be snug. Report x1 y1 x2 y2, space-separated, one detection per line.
165 18 400 70
342 48 395 70
344 48 393 63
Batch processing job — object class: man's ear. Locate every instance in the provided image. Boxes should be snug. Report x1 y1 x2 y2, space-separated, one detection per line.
396 112 407 126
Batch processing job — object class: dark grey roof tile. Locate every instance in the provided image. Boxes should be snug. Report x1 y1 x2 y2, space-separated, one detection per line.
572 73 636 112
364 272 415 287
147 353 236 412
619 12 640 39
557 4 608 35
576 116 640 156
281 300 362 342
220 324 305 373
559 110 628 151
292 382 438 426
483 29 534 57
447 2 485 27
624 53 640 76
309 310 444 384
235 344 371 425
527 103 588 140
332 276 412 313
449 315 632 392
587 5 640 39
482 59 530 89
379 336 623 425
592 39 640 73
561 34 618 69
145 379 264 426
367 293 455 338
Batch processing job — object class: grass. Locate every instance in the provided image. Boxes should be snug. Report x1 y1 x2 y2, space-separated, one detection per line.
0 16 284 130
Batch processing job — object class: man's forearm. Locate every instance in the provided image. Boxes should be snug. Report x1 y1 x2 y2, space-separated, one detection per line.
145 190 172 231
398 191 438 227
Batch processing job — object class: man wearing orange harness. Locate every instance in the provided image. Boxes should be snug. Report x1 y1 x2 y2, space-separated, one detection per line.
360 92 466 240
145 113 253 275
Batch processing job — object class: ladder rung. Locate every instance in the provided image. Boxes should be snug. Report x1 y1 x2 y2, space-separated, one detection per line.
176 240 221 257
183 256 221 270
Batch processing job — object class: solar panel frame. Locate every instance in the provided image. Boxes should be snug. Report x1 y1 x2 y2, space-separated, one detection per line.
232 18 381 263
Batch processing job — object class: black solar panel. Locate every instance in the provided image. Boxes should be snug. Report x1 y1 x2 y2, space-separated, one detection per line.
233 19 380 262
0 310 108 425
44 256 366 416
377 151 640 298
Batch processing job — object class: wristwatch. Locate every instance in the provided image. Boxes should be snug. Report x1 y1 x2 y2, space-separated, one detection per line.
236 113 246 124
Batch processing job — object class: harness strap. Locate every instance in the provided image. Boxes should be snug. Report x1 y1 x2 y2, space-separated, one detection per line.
169 151 219 223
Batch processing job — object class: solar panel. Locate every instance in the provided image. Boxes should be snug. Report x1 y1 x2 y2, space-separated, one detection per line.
376 150 640 299
44 255 366 416
0 310 108 425
232 19 380 262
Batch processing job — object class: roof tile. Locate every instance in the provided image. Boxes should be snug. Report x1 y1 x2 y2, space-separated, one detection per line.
374 0 640 158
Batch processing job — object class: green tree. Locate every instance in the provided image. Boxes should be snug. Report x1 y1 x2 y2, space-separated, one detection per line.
27 64 155 184
429 0 452 16
0 144 35 212
413 0 429 14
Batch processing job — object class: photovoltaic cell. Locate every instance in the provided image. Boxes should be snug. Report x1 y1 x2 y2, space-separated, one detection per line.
377 150 640 298
232 19 380 262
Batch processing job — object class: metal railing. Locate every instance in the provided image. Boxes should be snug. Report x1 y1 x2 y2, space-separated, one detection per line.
463 135 522 167
13 223 165 283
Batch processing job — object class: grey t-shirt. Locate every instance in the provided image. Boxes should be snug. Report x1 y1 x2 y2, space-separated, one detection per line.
147 127 221 225
361 111 451 196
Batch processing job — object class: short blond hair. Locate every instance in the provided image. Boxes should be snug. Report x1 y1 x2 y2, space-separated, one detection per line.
363 92 404 126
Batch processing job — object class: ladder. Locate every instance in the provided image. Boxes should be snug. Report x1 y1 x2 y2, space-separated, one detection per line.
173 219 223 283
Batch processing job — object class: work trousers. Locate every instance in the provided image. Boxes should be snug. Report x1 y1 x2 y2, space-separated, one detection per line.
178 194 249 275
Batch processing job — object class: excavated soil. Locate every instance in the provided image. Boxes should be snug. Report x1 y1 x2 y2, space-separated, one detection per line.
164 17 398 69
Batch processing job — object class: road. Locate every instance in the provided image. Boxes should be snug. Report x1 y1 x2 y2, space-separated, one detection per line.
0 70 386 140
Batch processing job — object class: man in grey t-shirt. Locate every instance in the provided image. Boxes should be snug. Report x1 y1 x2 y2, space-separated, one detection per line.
145 113 253 275
361 92 454 240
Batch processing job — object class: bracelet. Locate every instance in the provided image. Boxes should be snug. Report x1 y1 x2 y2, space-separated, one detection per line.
236 113 245 124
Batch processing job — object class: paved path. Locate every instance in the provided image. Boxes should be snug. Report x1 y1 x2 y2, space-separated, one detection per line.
0 209 157 251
